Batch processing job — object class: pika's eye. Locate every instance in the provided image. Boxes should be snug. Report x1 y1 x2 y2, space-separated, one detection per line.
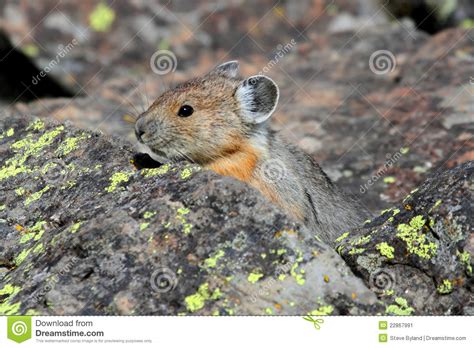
178 105 194 117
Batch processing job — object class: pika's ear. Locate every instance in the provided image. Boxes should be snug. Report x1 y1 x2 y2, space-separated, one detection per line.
236 75 279 124
207 61 240 78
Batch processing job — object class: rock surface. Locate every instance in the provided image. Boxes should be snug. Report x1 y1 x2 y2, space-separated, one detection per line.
0 115 472 315
338 161 473 315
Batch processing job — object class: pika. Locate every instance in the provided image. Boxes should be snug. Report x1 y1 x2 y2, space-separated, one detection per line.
135 61 370 246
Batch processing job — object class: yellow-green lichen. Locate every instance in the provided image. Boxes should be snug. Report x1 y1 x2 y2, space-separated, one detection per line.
1 126 64 182
14 247 33 265
140 164 170 178
19 220 46 243
70 221 82 234
11 125 64 153
184 283 221 313
400 147 409 154
392 208 400 216
139 222 150 231
376 242 395 259
0 301 21 315
105 172 132 192
383 176 396 184
290 251 305 285
89 2 116 32
25 309 40 316
62 180 77 190
0 284 22 315
264 307 273 315
204 250 225 268
33 243 44 254
143 211 156 219
461 18 474 29
348 247 365 255
308 305 334 316
180 167 193 180
247 272 264 284
385 297 415 315
396 215 437 259
335 231 349 243
0 284 21 297
335 245 345 255
56 134 89 156
429 199 443 212
140 211 156 231
0 204 5 211
0 127 13 139
352 235 371 246
40 161 58 176
22 43 39 57
15 187 25 196
25 185 50 206
457 251 472 275
27 119 45 131
176 207 192 234
437 279 453 294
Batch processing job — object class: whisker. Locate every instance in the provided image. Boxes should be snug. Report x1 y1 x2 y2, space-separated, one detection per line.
120 93 141 123
144 75 151 109
128 78 147 113
123 114 137 125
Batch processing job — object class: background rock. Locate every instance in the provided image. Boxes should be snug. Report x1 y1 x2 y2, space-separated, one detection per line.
4 26 473 214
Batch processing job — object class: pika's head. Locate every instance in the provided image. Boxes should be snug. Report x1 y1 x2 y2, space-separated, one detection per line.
135 61 279 164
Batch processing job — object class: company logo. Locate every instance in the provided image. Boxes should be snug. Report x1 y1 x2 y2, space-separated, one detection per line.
7 316 32 343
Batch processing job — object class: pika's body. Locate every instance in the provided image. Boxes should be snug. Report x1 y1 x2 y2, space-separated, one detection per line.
135 61 370 245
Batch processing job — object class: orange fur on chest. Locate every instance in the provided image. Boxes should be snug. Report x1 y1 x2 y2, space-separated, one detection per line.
207 142 306 223
206 142 259 182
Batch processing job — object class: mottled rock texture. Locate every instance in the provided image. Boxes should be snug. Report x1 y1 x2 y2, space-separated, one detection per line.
338 161 473 315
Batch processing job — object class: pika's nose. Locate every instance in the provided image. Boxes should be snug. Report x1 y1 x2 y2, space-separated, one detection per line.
135 118 146 142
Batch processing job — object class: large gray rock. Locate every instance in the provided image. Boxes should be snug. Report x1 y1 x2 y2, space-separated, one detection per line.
338 161 473 315
0 115 379 315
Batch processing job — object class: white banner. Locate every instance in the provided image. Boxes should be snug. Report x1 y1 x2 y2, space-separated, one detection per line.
0 316 471 347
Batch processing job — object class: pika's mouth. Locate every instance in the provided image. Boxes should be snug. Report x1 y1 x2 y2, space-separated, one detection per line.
135 142 169 163
149 139 172 158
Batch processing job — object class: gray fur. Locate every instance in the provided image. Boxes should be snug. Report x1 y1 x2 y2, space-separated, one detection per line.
251 127 371 246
